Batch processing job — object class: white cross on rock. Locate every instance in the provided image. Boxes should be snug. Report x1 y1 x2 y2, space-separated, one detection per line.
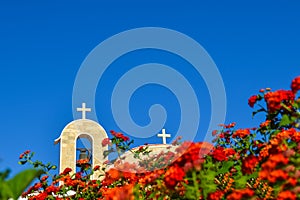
77 103 91 119
157 129 171 144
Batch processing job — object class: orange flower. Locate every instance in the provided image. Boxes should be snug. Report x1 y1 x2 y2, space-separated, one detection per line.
277 190 296 200
76 159 90 169
219 122 236 129
232 129 250 138
207 190 224 200
268 169 288 183
101 184 134 200
287 177 297 187
273 129 295 142
261 154 289 172
264 90 295 112
139 169 164 185
76 158 89 165
291 76 300 93
227 188 255 200
291 129 300 142
105 168 121 181
33 182 43 190
260 120 271 128
164 165 185 188
269 154 289 165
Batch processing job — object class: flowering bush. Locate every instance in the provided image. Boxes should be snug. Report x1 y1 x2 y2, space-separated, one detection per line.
17 75 300 199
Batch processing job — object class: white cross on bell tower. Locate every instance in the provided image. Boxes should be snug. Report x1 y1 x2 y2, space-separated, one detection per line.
77 103 91 119
157 129 171 144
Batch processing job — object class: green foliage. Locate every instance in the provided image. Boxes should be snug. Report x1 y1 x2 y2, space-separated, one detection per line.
0 169 43 200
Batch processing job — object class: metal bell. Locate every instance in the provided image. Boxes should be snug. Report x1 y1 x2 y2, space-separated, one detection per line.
77 148 90 160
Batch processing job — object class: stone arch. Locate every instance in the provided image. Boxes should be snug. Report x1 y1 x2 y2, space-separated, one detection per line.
55 119 108 179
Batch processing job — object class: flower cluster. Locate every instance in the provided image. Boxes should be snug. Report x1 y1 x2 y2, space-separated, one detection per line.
21 162 103 200
17 75 300 200
264 90 295 113
249 76 300 114
110 130 129 142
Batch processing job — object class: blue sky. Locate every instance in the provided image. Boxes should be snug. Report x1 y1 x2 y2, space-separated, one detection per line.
0 1 300 176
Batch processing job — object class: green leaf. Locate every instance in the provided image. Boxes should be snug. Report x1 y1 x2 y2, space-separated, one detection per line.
218 161 234 174
0 182 15 199
279 114 291 126
5 169 44 199
235 173 257 189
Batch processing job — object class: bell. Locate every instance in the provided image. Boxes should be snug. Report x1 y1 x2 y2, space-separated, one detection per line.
77 148 89 160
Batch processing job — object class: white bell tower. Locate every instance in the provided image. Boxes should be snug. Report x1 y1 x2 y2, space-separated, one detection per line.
54 103 108 179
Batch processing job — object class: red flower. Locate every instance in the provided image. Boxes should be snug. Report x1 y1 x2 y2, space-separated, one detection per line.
208 190 225 200
93 165 100 171
291 76 300 93
40 175 48 182
242 155 259 174
248 95 258 107
212 147 227 161
183 162 193 172
33 182 43 190
218 133 225 139
31 192 48 200
212 130 218 136
110 130 129 141
45 185 58 193
102 138 111 146
219 122 236 129
103 160 110 165
19 150 30 159
224 148 236 157
62 167 72 175
75 172 82 179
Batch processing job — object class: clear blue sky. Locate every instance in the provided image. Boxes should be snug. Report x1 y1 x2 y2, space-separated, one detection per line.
0 1 299 177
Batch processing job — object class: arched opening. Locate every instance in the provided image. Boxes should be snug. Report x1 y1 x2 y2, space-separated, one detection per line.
76 134 93 173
